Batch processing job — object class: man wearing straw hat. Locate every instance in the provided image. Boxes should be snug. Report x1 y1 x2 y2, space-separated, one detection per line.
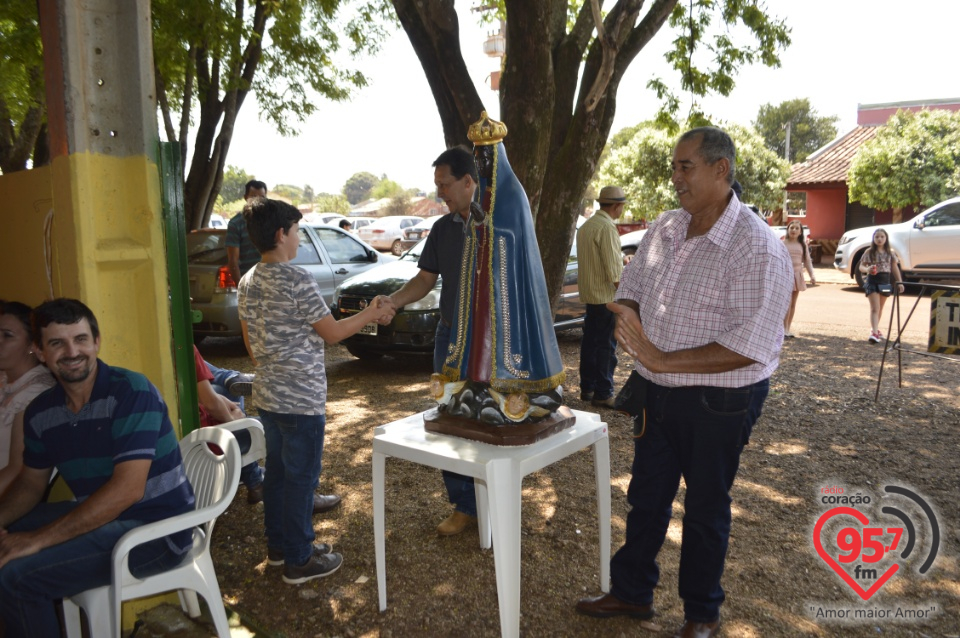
576 186 626 408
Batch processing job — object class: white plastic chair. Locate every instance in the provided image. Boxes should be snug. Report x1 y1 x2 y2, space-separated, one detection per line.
62 426 241 638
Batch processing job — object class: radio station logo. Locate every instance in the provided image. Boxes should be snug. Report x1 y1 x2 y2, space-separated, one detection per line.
813 484 939 601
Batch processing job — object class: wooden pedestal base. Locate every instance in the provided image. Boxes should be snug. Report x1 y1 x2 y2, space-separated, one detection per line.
423 405 576 446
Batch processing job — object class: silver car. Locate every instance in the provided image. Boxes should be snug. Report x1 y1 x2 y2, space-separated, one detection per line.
188 224 396 341
357 215 423 255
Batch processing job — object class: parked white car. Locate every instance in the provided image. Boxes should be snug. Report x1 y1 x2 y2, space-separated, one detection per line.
350 216 377 231
619 228 648 258
833 196 960 288
303 212 347 226
357 215 422 255
400 215 442 251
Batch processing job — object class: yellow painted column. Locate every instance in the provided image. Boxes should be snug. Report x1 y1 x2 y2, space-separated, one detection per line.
38 1 182 627
39 0 179 424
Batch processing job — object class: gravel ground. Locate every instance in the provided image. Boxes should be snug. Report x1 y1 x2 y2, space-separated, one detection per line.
196 274 960 638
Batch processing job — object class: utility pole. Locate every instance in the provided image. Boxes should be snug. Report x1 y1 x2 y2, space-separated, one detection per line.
782 121 792 223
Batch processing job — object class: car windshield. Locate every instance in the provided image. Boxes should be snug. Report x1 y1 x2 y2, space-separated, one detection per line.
186 231 226 264
400 238 428 262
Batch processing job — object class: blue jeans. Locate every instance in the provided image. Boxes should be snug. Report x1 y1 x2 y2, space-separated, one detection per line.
206 361 244 411
610 378 769 622
0 501 187 638
579 304 618 398
434 321 477 517
259 410 326 566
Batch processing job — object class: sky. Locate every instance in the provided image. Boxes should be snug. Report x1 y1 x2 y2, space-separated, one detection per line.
222 0 960 198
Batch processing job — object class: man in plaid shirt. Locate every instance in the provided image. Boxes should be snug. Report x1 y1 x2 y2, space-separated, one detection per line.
577 127 793 638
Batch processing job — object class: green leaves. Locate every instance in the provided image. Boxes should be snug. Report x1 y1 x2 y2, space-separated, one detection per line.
154 0 394 138
848 109 960 211
0 0 45 172
652 0 790 130
595 120 789 219
753 98 839 163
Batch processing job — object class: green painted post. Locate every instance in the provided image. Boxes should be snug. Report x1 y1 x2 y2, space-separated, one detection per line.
158 142 199 436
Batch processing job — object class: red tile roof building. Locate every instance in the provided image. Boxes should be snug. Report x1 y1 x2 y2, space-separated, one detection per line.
785 98 960 255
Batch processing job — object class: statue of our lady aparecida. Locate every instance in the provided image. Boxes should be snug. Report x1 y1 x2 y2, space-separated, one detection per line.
424 113 574 445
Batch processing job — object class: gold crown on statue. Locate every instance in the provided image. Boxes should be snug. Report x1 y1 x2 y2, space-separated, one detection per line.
467 111 508 146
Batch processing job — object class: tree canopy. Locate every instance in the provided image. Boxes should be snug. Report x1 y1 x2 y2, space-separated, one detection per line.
848 109 960 212
152 0 394 229
220 165 256 203
314 193 351 214
343 171 380 204
753 98 838 164
0 0 46 174
596 122 789 219
393 0 790 306
371 177 405 200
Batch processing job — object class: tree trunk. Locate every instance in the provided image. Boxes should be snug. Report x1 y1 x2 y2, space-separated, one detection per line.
0 67 46 173
393 0 676 308
180 2 265 229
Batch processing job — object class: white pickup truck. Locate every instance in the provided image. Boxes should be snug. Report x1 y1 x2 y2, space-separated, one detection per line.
833 196 960 288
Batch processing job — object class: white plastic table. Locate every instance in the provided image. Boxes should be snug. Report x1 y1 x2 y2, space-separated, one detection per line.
373 409 611 638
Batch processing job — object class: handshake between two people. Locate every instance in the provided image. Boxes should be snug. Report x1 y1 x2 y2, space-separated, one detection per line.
361 295 398 326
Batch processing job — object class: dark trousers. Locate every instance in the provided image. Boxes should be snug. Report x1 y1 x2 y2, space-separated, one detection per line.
610 378 769 622
434 321 477 517
579 303 618 399
0 502 185 638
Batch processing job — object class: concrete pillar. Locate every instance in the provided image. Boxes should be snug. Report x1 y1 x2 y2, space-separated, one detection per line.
38 0 178 419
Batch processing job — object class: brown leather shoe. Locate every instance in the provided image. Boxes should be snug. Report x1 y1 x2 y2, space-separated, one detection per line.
313 494 341 514
247 482 264 505
436 511 476 536
591 396 616 409
575 593 655 619
673 618 721 638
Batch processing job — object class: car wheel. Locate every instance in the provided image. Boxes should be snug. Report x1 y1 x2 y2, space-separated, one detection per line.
346 344 385 360
391 239 403 256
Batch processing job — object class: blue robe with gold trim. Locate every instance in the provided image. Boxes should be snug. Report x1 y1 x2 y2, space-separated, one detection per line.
442 142 565 394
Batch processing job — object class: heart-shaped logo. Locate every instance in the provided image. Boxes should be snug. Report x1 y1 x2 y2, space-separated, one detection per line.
813 507 900 601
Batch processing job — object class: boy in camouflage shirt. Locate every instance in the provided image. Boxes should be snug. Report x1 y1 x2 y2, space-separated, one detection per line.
238 198 394 584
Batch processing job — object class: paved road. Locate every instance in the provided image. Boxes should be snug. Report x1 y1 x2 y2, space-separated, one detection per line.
791 279 932 345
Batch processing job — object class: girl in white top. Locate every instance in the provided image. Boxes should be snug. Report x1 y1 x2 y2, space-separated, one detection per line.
0 300 55 496
781 221 816 338
858 229 904 343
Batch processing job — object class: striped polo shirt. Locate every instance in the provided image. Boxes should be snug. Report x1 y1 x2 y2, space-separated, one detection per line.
23 360 196 553
226 213 262 276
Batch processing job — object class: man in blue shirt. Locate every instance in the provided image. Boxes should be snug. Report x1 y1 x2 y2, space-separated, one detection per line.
0 299 195 638
227 179 268 284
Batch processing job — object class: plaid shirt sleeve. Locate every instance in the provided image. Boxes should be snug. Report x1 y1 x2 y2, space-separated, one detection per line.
714 235 793 365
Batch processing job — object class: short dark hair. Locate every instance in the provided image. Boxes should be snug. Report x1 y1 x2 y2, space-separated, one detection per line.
679 127 736 184
0 300 33 334
243 197 302 253
339 219 352 229
32 298 100 344
433 146 478 184
244 180 268 198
